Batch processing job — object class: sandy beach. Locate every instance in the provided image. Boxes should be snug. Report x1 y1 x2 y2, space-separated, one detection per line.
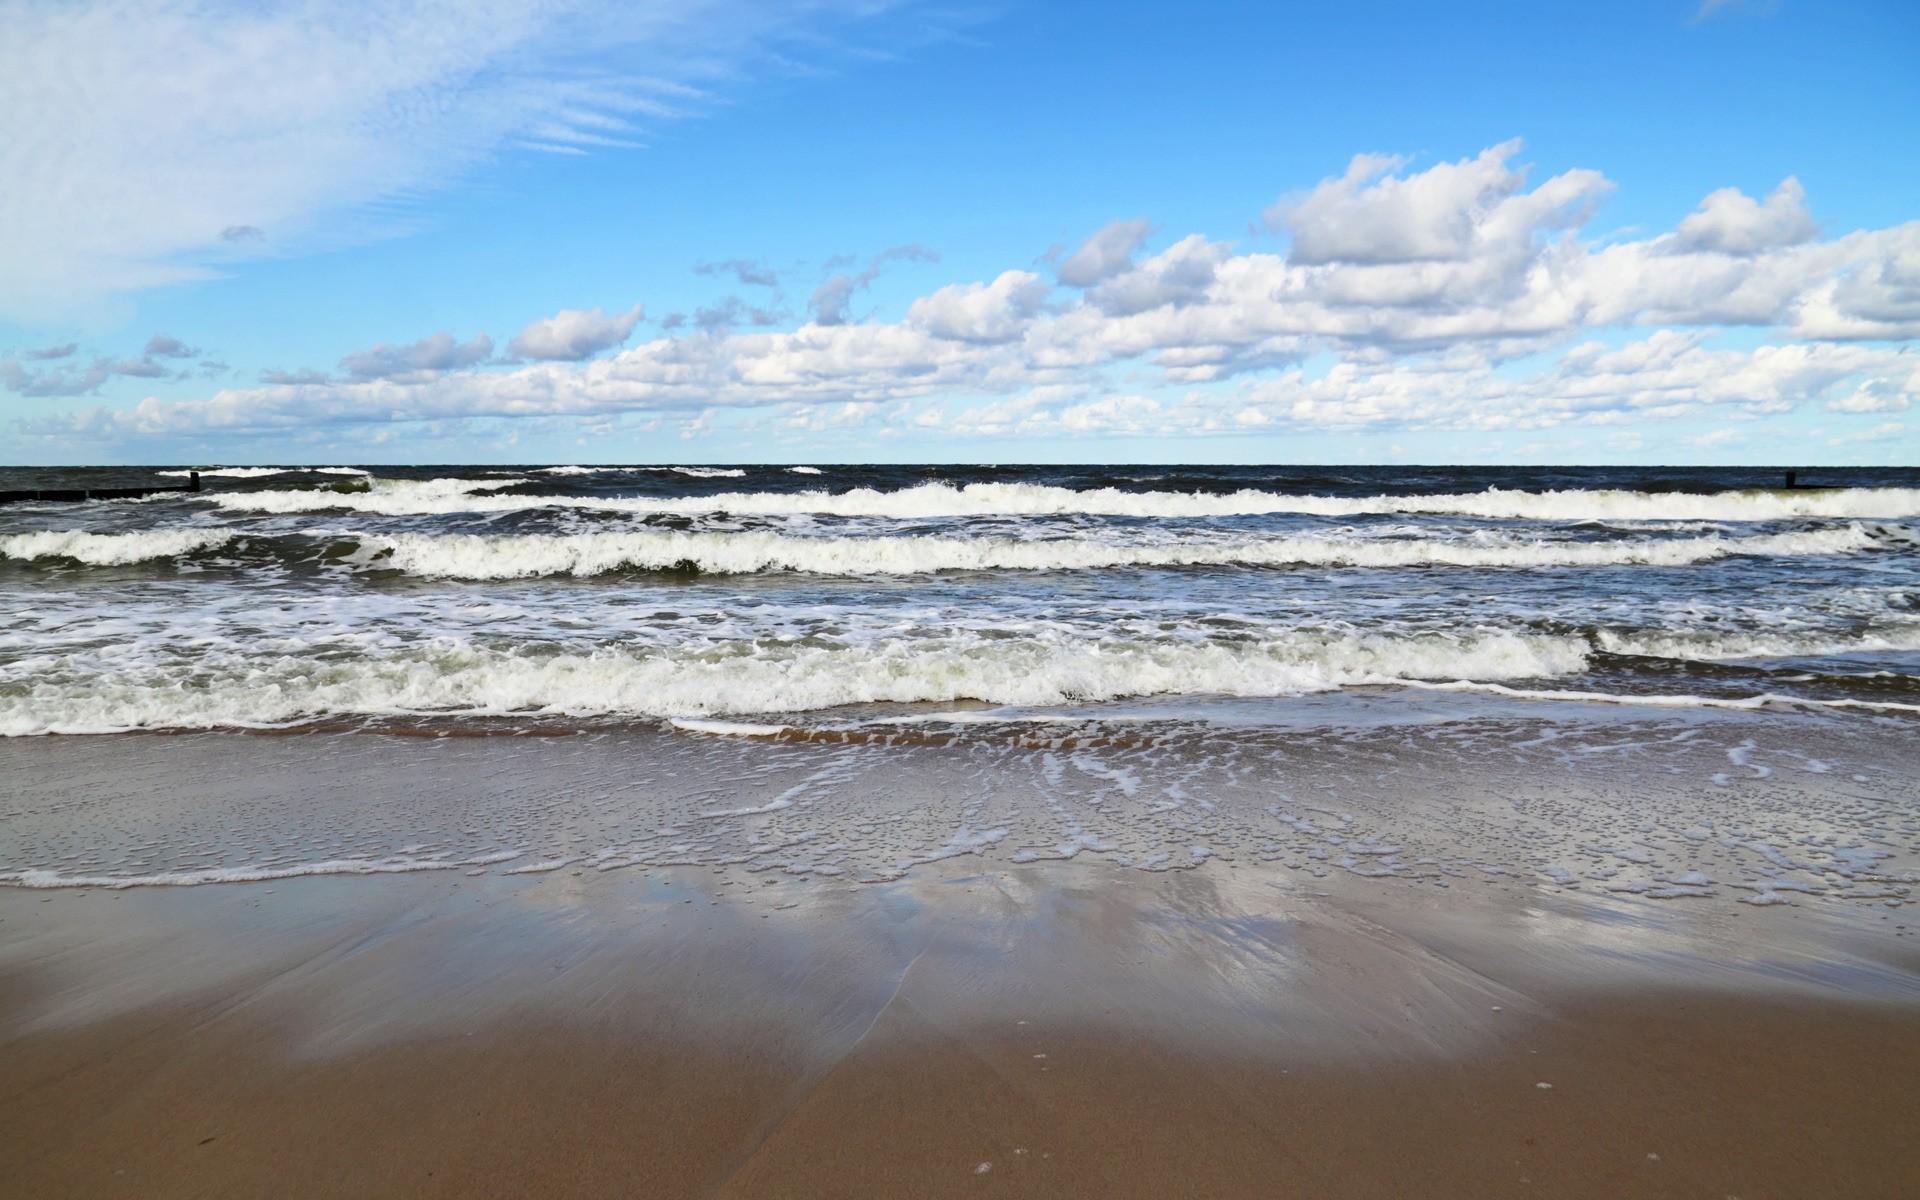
4 718 1918 1198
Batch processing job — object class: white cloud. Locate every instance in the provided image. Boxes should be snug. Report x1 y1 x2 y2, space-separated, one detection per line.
907 271 1051 343
143 334 199 359
1057 218 1156 287
809 245 941 325
508 304 645 360
932 335 1917 441
1267 140 1609 266
342 331 494 380
1675 178 1816 255
0 0 941 321
20 141 1919 453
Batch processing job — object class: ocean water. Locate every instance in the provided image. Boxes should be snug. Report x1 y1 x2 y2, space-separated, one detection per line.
2 463 1918 736
4 464 1918 898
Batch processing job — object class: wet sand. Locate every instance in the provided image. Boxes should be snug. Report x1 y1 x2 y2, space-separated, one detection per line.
4 862 1919 1197
3 725 1919 1197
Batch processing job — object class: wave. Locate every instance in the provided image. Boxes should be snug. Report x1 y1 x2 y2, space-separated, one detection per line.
0 528 232 565
1403 679 1920 716
787 466 824 475
206 477 1920 521
0 629 1589 735
537 465 748 478
355 525 1881 578
1597 625 1920 661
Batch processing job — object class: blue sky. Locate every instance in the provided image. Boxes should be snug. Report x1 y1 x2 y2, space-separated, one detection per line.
2 0 1916 465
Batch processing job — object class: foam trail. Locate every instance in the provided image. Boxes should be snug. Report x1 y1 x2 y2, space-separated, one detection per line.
1402 679 1920 715
0 852 524 890
0 629 1590 735
0 528 232 565
1598 625 1920 661
209 478 1920 520
357 525 1878 579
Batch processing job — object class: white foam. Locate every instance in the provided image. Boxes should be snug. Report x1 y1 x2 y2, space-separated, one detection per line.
207 476 521 514
1405 679 1920 715
1597 625 1920 661
352 525 1878 579
671 718 794 737
0 528 232 565
207 478 1920 521
787 466 824 475
157 466 291 478
0 629 1591 735
0 854 510 889
157 466 369 478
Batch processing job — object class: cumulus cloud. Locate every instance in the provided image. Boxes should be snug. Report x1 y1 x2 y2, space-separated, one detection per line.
143 333 199 358
907 271 1051 343
1675 178 1817 255
937 335 1917 440
507 304 645 360
808 244 940 325
695 258 778 287
1057 218 1156 287
19 142 1917 455
20 342 77 360
0 0 958 320
1268 141 1606 266
342 331 494 380
1 349 187 396
693 297 781 332
259 367 332 386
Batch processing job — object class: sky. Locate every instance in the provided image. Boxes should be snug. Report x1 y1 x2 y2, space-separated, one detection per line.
2 0 1916 466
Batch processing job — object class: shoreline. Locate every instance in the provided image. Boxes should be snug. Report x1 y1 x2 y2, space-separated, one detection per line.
3 718 1917 1196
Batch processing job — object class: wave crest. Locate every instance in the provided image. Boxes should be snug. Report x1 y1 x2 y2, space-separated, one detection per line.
0 629 1589 735
0 528 232 565
358 525 1879 578
208 477 1920 521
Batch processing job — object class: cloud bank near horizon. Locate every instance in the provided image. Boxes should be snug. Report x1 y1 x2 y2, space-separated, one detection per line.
9 142 1918 456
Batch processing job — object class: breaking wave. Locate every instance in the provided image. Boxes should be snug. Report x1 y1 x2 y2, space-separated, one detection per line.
1597 625 1920 661
356 525 1882 579
0 629 1589 735
207 477 1920 521
0 528 232 565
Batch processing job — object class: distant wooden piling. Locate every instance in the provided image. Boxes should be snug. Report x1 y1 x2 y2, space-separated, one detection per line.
0 471 201 505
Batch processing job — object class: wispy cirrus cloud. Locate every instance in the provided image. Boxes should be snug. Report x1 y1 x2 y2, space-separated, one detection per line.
0 0 958 321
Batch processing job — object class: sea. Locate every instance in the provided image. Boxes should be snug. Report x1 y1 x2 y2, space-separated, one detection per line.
3 464 1918 896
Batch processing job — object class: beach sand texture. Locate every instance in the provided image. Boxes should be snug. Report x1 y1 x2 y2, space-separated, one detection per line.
3 720 1917 1198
